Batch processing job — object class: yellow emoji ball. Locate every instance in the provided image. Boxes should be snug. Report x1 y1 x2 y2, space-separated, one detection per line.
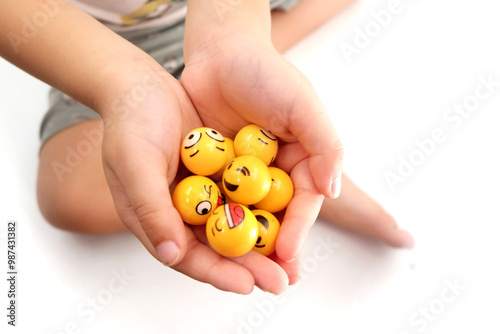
252 209 280 256
254 167 294 213
181 127 227 175
233 124 278 166
172 176 224 225
216 181 246 207
206 204 259 257
222 155 272 205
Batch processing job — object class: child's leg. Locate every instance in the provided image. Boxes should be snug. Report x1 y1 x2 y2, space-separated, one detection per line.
37 119 125 234
319 175 414 248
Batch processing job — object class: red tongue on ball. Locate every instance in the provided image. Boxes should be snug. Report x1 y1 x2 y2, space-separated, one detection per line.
217 195 224 208
225 204 245 229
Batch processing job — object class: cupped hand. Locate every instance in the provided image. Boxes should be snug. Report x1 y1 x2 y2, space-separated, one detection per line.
182 34 344 275
97 65 287 294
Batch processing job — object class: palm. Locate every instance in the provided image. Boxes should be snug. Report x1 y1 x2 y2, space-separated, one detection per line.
182 38 299 138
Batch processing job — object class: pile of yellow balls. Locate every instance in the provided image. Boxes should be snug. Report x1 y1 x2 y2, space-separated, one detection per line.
172 124 294 257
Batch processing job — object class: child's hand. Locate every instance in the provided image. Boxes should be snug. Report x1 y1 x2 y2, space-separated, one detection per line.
97 67 288 294
182 33 344 281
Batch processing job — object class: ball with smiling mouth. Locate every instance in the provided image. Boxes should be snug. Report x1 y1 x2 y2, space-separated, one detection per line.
222 155 272 205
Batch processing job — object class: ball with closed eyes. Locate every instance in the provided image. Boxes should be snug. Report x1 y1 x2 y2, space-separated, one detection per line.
233 124 278 166
180 127 228 175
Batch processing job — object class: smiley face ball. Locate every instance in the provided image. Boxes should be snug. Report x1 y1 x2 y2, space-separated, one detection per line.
252 209 280 256
206 204 258 257
222 155 272 205
233 124 278 166
254 167 294 213
181 127 227 175
173 176 223 225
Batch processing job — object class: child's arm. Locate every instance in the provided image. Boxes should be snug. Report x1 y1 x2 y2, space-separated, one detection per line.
0 0 160 111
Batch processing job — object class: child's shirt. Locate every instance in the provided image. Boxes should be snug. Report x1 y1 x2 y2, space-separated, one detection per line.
68 0 298 31
68 0 188 31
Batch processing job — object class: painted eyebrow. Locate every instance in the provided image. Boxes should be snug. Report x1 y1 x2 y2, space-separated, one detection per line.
204 184 212 197
260 129 277 141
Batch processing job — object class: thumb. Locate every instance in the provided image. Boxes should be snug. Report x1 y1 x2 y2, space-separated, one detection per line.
253 58 344 198
103 142 187 266
279 71 344 199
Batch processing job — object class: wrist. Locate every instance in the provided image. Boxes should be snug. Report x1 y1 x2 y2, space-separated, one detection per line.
93 56 174 120
184 0 273 61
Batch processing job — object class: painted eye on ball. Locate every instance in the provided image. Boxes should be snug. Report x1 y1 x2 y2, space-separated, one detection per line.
183 131 202 148
196 201 212 215
205 129 224 142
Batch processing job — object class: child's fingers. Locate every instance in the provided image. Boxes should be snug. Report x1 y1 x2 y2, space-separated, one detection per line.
275 158 324 263
269 252 302 286
319 174 415 249
173 226 256 294
285 78 344 199
102 139 188 267
190 223 289 295
230 251 289 295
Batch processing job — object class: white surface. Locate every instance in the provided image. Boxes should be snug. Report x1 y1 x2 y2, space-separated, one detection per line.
1 0 499 333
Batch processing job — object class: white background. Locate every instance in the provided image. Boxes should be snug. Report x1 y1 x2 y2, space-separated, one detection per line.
1 0 499 333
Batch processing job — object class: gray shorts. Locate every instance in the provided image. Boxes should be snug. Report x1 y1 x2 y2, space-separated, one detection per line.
39 0 300 145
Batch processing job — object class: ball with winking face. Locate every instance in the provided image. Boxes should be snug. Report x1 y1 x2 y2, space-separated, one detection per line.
206 204 258 257
172 175 224 225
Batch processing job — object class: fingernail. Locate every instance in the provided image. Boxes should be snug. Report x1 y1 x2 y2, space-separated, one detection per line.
399 230 415 249
156 241 180 266
330 175 342 199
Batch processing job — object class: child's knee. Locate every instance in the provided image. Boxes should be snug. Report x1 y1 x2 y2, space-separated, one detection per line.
37 168 123 234
37 168 84 232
